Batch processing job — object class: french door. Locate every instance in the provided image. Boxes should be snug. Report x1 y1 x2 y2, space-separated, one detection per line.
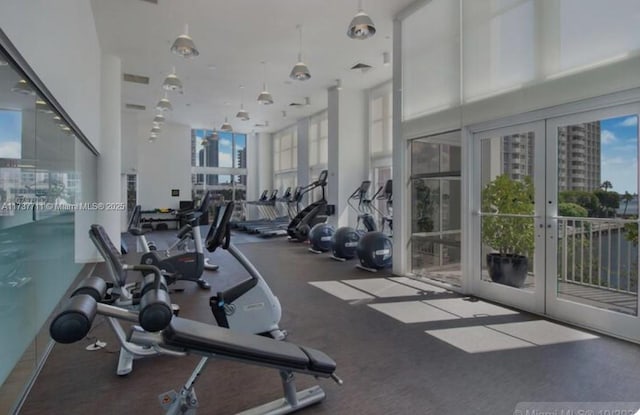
472 103 640 341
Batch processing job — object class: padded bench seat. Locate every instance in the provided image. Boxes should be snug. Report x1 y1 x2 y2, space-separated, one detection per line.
163 317 336 375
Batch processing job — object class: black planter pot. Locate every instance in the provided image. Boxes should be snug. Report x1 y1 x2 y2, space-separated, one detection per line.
486 253 528 288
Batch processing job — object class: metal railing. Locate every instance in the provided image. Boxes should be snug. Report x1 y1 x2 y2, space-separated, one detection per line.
557 216 638 295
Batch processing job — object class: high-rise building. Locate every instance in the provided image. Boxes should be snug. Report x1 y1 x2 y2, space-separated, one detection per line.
500 121 601 192
238 147 247 185
557 122 601 191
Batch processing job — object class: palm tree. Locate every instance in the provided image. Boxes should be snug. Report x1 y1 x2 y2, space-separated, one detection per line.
622 191 634 216
601 181 613 191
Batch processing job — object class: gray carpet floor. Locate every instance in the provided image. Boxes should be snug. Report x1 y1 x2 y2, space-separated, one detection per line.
18 232 640 415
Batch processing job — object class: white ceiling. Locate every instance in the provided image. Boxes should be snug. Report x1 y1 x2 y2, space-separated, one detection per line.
90 0 413 134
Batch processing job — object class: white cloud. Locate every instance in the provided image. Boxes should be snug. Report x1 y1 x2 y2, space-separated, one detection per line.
602 157 638 193
219 138 232 147
219 152 233 167
601 130 616 144
618 116 638 127
602 156 627 166
0 141 21 159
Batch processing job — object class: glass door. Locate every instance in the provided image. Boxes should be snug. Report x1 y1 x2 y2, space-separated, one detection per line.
545 104 640 341
472 121 546 313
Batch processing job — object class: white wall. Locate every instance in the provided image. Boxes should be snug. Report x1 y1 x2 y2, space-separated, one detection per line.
136 120 192 210
0 0 102 150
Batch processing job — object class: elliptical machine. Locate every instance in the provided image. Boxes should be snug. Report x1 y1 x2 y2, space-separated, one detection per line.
330 181 374 261
206 201 286 340
287 170 329 242
129 191 218 289
356 179 393 272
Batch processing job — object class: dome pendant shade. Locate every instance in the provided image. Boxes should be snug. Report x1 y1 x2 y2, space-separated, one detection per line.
257 62 274 105
12 79 35 95
171 24 199 58
201 138 209 146
220 117 233 132
151 126 161 134
156 94 172 112
153 114 165 124
236 103 250 121
162 70 183 92
210 129 219 140
347 11 376 40
257 86 274 105
290 60 311 81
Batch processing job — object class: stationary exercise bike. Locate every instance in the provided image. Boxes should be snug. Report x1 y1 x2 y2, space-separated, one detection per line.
129 191 219 289
287 170 329 242
206 201 286 340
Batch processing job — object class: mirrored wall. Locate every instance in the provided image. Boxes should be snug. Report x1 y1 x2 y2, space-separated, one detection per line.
0 47 97 413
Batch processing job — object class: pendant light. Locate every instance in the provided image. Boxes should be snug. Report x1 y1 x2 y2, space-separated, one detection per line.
171 24 199 58
257 61 274 105
162 66 183 92
151 126 161 134
290 25 311 81
201 138 209 147
236 85 250 121
153 114 165 124
36 98 53 114
11 79 35 95
347 0 376 40
156 92 172 112
220 116 233 132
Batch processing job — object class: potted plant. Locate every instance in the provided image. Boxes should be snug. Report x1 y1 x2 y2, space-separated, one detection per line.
481 174 534 288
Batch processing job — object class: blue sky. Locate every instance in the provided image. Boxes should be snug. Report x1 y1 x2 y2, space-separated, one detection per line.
0 110 22 159
600 115 638 194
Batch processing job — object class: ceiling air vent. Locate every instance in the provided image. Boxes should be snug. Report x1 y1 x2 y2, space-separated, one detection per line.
350 62 373 73
125 103 146 111
139 0 158 4
254 121 270 127
123 73 150 85
288 102 304 107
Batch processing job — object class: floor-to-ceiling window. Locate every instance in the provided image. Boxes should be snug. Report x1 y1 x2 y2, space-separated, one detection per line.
410 131 462 287
190 129 247 204
273 125 298 194
0 48 97 413
309 111 328 201
369 82 393 223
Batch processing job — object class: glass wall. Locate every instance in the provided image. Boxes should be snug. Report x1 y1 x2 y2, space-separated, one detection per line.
0 48 95 413
410 131 462 286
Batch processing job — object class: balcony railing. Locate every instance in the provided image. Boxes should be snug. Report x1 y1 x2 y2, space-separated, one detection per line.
558 216 638 296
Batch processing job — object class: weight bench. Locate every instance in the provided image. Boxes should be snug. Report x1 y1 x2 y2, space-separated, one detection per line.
50 274 341 414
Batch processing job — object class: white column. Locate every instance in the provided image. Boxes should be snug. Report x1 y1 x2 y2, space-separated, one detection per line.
327 87 368 228
257 132 273 194
392 17 407 276
97 54 122 247
246 132 260 201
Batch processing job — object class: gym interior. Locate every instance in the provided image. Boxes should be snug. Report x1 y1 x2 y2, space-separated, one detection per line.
2 1 640 414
